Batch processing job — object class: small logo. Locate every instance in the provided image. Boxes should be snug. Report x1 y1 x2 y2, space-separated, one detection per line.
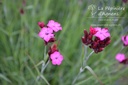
88 4 97 16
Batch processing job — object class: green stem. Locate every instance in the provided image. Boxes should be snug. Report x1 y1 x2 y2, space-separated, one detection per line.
72 51 94 84
83 51 94 67
27 53 50 85
36 60 50 85
83 66 104 85
82 46 87 66
40 75 50 85
119 45 124 52
72 69 82 85
41 59 50 74
44 46 47 60
37 46 50 85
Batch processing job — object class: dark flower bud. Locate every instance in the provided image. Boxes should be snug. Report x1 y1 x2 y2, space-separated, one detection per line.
38 22 45 28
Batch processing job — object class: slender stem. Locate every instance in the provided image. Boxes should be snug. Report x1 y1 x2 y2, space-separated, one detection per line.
72 51 94 84
85 51 94 62
35 60 45 67
83 66 104 85
40 75 50 85
27 53 50 85
72 69 82 85
44 46 47 60
36 46 50 85
82 46 87 66
83 51 94 67
119 46 124 52
41 59 50 74
36 60 50 85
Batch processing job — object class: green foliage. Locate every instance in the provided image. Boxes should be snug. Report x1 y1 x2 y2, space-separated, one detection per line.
0 0 128 85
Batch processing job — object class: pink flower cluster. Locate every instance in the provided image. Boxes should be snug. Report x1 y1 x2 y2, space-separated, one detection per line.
82 26 111 53
38 20 62 44
38 20 63 65
115 35 128 64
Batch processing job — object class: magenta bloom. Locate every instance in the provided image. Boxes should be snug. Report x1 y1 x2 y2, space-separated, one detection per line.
50 51 63 65
47 20 62 32
115 53 126 62
94 27 110 40
121 35 128 46
38 27 54 42
82 26 111 53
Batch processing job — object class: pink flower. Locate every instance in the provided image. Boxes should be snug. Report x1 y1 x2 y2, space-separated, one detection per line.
121 35 128 46
38 22 45 28
47 20 62 32
115 53 126 62
38 27 54 42
50 51 63 65
94 27 110 40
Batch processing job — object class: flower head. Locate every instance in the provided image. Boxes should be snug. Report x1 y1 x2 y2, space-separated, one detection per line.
50 51 63 65
82 26 111 53
121 35 128 46
115 53 128 64
115 53 126 62
94 27 110 40
47 20 62 32
38 27 54 42
38 22 45 28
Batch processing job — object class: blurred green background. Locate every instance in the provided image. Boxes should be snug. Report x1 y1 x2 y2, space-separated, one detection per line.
0 0 128 85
